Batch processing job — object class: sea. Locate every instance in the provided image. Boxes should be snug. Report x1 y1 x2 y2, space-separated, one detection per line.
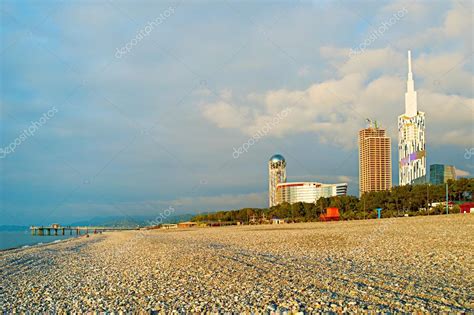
0 229 78 251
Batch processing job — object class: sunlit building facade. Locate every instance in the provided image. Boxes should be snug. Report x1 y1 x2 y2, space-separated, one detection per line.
359 124 392 196
399 50 426 185
268 154 287 207
276 182 348 205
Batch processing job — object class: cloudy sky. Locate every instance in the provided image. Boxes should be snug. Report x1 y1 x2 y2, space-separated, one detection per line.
1 0 473 225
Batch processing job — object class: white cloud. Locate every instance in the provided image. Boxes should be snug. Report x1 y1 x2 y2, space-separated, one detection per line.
339 48 404 77
415 53 473 96
201 42 473 149
220 89 233 101
443 5 472 37
397 2 473 51
202 101 251 129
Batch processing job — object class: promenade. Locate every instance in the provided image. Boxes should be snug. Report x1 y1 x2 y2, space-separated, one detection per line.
1 214 472 312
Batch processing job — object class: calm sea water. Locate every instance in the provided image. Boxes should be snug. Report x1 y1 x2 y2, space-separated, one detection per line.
0 230 78 251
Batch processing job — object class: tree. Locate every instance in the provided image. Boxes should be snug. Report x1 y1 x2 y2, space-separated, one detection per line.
190 178 474 223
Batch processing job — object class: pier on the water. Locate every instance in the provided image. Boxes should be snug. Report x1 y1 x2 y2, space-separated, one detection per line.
30 224 139 236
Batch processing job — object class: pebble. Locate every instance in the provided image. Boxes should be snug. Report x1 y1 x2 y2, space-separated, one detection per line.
1 215 472 312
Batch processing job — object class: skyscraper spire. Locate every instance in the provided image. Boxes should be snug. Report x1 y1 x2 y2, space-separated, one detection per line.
405 50 417 116
408 50 412 75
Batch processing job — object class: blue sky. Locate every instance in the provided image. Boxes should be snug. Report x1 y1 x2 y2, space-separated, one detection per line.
1 0 473 225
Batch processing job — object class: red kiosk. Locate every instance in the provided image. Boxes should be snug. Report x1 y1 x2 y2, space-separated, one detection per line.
320 207 340 221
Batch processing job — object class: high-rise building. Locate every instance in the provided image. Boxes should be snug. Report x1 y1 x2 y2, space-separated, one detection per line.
359 122 392 196
430 164 456 184
276 182 347 204
268 154 286 207
398 50 426 186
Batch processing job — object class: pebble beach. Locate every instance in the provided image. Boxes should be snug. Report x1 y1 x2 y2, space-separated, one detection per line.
1 214 473 313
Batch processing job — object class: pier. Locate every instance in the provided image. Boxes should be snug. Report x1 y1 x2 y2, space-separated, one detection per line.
30 224 139 236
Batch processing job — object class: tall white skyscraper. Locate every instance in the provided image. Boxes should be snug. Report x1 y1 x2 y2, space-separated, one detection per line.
268 154 286 207
398 50 426 186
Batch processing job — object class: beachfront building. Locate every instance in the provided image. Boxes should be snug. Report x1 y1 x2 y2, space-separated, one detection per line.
430 164 456 184
320 207 340 221
177 221 198 228
276 182 347 205
268 154 287 207
271 218 285 224
359 123 392 196
398 50 426 186
460 202 474 214
161 224 178 229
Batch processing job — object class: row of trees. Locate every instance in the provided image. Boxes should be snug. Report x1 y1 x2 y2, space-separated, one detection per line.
192 178 473 223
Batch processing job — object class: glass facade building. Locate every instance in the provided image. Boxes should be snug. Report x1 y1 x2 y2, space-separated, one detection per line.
430 164 456 185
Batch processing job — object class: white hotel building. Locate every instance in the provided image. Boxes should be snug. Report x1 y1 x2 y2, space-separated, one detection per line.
276 182 348 205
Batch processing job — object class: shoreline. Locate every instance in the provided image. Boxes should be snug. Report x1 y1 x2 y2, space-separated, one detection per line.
1 213 466 252
2 212 468 252
0 232 94 253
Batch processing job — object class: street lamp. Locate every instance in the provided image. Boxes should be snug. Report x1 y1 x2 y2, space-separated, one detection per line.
445 183 449 215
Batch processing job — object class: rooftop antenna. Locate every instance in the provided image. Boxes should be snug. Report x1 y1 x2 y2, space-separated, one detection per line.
408 50 412 77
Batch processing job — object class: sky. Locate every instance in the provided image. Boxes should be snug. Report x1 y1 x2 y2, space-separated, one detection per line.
1 0 473 225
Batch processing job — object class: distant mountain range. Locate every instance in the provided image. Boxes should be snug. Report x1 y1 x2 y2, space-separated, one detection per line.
68 213 195 227
2 213 196 230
